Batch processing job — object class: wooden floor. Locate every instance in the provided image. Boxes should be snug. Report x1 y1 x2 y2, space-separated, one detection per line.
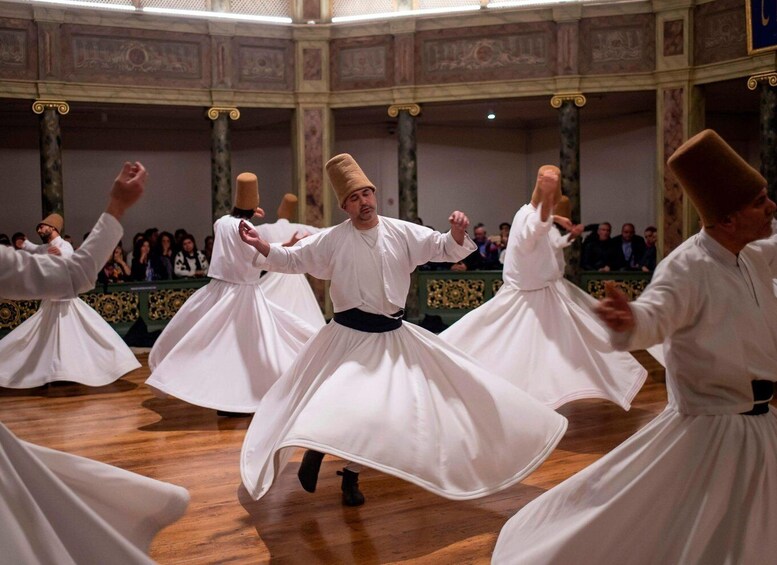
0 352 667 564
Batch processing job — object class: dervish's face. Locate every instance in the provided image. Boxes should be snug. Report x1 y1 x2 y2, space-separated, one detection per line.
36 223 54 243
733 188 776 244
343 187 377 226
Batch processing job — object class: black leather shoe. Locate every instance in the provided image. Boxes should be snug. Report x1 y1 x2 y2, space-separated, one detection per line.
298 450 325 493
337 468 365 506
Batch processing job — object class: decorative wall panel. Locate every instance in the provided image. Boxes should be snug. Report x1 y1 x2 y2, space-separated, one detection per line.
663 19 684 57
694 0 747 65
61 25 209 87
303 47 322 81
0 18 36 80
662 88 685 254
331 36 393 90
416 23 555 84
234 37 293 91
580 15 655 75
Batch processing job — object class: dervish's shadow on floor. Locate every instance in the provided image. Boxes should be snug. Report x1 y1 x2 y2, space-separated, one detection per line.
138 396 252 432
237 457 547 564
0 377 137 398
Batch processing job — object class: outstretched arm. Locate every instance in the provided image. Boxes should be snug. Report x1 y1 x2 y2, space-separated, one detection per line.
239 221 271 256
594 281 635 333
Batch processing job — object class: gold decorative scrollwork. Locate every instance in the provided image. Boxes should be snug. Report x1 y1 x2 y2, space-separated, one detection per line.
79 292 139 323
426 279 485 310
747 72 777 90
492 279 503 295
0 300 40 330
587 279 648 301
32 100 70 115
207 107 241 120
388 103 421 118
550 93 587 109
148 289 198 320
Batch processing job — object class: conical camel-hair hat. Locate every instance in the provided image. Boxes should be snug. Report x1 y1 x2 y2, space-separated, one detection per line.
277 193 298 221
235 172 259 210
325 153 376 207
39 213 64 233
667 129 765 225
530 165 562 208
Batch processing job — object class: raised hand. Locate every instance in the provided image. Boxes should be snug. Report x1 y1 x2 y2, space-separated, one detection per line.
239 220 271 256
47 246 62 256
538 168 560 222
283 230 310 247
448 210 470 245
594 281 635 332
106 161 147 220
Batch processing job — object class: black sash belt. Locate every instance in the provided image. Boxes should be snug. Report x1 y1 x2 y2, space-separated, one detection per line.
333 308 403 333
741 380 774 416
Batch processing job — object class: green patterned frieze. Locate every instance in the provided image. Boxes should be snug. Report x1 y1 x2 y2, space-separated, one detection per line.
149 288 198 320
79 292 139 323
426 278 486 310
0 300 40 330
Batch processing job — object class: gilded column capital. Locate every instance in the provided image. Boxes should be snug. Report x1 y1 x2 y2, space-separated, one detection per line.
32 100 69 115
550 93 586 108
747 72 777 90
207 107 240 120
388 103 421 118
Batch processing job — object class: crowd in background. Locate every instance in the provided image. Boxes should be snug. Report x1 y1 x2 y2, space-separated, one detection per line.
580 222 657 272
0 227 211 284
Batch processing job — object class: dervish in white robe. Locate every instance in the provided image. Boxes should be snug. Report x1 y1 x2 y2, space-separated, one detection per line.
239 214 568 502
146 213 316 413
0 232 140 388
494 130 777 564
0 178 190 564
442 196 647 410
256 218 326 329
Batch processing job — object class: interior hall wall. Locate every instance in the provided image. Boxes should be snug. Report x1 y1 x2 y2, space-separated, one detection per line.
0 122 292 251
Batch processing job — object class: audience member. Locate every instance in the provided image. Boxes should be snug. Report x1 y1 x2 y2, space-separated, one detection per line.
610 222 646 270
581 222 616 271
125 232 143 264
130 237 154 281
144 227 160 248
98 244 131 284
153 231 175 280
203 234 214 262
453 223 500 271
0 233 10 247
174 228 187 253
174 234 209 278
640 226 658 271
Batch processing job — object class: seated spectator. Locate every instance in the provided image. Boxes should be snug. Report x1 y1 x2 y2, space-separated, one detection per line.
125 232 143 264
144 227 159 249
581 222 617 271
610 222 646 270
130 237 154 281
203 235 214 262
98 244 131 284
153 231 175 280
640 225 658 271
174 234 209 278
496 222 510 264
174 228 188 254
11 232 25 250
454 223 500 271
0 233 10 247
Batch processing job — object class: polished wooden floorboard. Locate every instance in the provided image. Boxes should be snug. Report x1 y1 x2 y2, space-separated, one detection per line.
0 352 667 564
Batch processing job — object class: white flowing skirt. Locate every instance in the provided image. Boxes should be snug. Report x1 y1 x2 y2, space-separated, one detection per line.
241 321 568 501
258 271 326 330
0 422 189 565
441 279 647 410
0 299 140 388
493 406 777 564
147 279 316 413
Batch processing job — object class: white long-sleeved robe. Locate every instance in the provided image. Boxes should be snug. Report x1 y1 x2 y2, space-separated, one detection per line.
256 219 326 329
146 214 315 412
442 203 647 409
0 214 189 564
240 216 568 501
1 231 140 388
493 229 777 564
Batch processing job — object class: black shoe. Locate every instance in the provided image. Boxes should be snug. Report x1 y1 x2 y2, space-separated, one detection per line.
337 468 365 506
298 450 325 493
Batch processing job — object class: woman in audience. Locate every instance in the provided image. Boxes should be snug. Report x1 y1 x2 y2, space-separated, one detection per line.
174 234 208 278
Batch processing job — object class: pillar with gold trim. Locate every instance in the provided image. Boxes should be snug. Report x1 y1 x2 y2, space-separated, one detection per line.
748 72 777 202
389 103 421 222
207 107 239 224
32 100 69 217
551 93 585 279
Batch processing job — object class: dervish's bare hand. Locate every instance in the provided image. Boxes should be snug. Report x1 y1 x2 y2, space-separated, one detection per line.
448 211 470 246
283 230 310 247
239 220 260 246
569 224 585 238
106 161 147 220
47 246 61 256
554 216 573 230
594 281 635 332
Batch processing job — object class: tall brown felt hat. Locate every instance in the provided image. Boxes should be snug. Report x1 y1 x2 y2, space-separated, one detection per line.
38 213 64 233
325 154 376 206
277 193 298 221
667 129 765 225
530 165 562 207
554 195 572 220
235 172 259 210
